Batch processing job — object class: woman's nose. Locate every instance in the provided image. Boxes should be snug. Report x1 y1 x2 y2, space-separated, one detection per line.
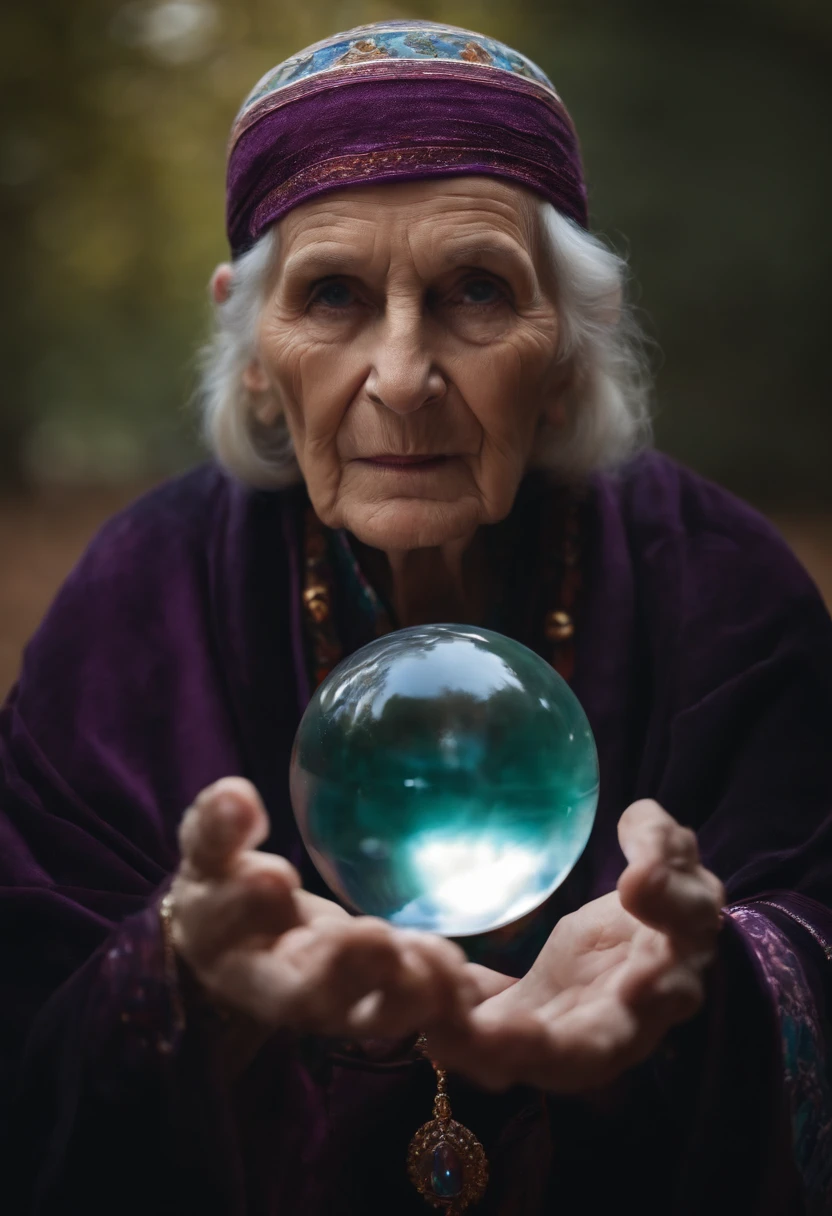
365 309 446 415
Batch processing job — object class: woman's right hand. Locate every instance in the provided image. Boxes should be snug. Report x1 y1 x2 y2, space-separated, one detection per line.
169 777 476 1040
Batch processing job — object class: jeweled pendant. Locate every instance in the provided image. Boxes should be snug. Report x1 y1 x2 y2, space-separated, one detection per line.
407 1111 488 1212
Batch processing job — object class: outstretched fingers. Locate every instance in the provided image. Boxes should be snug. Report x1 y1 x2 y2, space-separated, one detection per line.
348 931 477 1038
430 970 699 1096
427 990 642 1095
178 777 274 881
240 919 476 1037
616 800 724 949
173 779 301 974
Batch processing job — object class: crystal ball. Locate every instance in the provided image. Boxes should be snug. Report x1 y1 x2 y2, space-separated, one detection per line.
290 624 599 936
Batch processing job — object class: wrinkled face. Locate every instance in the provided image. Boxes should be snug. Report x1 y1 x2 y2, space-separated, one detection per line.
245 177 563 550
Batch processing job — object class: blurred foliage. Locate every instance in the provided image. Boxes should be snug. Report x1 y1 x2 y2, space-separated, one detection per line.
0 0 830 501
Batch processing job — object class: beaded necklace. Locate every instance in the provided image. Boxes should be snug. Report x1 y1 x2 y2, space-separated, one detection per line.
301 485 581 688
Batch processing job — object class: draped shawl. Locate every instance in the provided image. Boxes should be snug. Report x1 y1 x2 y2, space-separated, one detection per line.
2 451 832 1214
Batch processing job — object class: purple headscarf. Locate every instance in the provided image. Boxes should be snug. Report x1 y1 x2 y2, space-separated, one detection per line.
226 20 588 257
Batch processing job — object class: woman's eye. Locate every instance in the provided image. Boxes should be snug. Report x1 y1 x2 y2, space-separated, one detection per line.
310 280 354 309
458 278 504 306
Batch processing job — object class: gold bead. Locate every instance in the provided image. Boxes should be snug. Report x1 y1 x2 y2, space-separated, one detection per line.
303 585 330 623
545 609 574 641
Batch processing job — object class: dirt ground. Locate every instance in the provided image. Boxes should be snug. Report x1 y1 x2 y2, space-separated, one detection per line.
1 486 831 697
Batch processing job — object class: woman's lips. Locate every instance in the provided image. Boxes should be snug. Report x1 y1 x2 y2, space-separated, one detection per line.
359 455 451 470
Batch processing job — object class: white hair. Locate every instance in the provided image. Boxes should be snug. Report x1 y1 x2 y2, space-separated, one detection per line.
199 201 652 488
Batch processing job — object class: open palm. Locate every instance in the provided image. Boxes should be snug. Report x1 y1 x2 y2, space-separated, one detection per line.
426 800 725 1094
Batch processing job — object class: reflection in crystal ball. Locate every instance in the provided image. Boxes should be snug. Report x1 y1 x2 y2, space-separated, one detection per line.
290 625 599 936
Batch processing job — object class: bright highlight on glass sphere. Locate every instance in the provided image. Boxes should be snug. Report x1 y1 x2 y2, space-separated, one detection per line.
290 624 599 936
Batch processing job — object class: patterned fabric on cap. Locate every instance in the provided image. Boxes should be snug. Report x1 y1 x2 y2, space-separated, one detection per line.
227 21 588 256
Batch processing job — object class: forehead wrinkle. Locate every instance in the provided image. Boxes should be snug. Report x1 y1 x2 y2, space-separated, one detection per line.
281 247 369 280
277 209 377 272
435 238 534 273
276 192 542 291
405 199 538 275
279 227 383 285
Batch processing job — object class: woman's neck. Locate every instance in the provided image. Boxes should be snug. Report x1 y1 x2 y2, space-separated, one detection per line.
354 531 490 627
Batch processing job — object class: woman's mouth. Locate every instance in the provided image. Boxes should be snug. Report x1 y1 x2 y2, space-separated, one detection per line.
359 455 451 471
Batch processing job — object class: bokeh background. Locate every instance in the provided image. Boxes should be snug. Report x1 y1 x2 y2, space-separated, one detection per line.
1 0 831 692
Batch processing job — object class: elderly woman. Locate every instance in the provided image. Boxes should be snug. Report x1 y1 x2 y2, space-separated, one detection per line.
3 19 832 1216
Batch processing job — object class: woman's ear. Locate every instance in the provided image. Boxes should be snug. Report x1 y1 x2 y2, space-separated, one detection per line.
244 357 281 424
245 361 282 426
242 359 271 397
210 263 233 305
211 259 280 423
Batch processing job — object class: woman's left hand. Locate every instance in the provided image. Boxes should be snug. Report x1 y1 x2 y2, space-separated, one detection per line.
425 800 725 1094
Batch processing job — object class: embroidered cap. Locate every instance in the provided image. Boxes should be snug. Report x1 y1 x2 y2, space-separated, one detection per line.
226 21 588 256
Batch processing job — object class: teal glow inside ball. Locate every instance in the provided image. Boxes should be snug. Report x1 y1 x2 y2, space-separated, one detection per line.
290 624 599 936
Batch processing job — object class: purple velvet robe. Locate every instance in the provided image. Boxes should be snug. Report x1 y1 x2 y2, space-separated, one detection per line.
2 451 832 1215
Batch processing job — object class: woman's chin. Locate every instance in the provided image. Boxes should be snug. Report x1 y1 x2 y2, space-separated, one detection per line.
341 495 482 552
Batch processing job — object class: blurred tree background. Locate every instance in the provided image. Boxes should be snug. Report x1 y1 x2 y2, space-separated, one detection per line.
0 0 831 686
